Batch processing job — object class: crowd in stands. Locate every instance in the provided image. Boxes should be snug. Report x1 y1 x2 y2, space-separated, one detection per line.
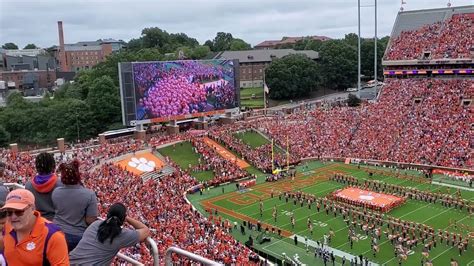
0 133 259 265
209 127 299 172
385 14 473 60
253 78 472 169
190 137 249 186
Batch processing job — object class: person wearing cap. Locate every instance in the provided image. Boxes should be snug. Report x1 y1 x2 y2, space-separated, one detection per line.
52 160 98 251
25 152 63 221
0 189 69 265
69 202 150 265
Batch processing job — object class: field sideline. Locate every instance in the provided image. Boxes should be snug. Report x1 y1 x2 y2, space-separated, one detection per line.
189 162 473 266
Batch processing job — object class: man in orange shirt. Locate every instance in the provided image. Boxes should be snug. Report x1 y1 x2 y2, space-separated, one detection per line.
0 189 69 265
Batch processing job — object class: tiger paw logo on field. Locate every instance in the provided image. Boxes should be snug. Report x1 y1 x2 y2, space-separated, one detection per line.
359 194 375 201
128 157 156 172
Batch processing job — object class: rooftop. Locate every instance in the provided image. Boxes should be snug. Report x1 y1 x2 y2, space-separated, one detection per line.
215 49 318 63
255 35 331 48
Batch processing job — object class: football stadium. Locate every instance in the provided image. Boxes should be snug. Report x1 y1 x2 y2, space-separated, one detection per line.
0 2 473 266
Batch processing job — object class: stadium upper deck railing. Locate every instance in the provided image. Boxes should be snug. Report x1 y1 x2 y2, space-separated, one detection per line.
4 183 160 266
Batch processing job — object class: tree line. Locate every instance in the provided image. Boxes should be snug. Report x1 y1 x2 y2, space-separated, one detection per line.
0 29 388 147
265 33 389 99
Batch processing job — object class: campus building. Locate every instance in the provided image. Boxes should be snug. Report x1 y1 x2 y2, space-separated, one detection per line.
214 49 318 88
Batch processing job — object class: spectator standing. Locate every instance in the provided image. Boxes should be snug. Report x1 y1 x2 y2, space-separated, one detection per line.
53 160 98 251
25 152 63 220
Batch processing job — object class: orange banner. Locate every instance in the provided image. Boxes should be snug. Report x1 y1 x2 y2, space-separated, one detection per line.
335 187 403 208
202 137 250 169
115 151 165 176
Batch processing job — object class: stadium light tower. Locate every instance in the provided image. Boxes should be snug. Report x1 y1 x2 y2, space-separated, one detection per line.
358 0 378 87
374 0 377 82
358 0 361 91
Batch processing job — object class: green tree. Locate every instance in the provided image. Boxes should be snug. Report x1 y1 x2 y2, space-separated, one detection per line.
23 43 38 49
210 32 234 51
294 39 309 50
191 45 211 59
358 36 389 80
0 125 10 147
64 83 85 100
265 54 319 100
53 83 69 100
305 40 323 51
136 48 163 61
344 33 359 47
170 33 199 48
47 99 96 141
6 91 28 108
2 43 18 49
127 38 143 50
229 39 251 51
204 40 214 52
175 46 193 59
318 40 357 89
86 76 121 132
141 27 170 50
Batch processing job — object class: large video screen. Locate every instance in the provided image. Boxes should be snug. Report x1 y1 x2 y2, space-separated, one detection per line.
132 60 238 121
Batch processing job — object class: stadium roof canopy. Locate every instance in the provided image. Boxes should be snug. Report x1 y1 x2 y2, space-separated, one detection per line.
390 5 474 38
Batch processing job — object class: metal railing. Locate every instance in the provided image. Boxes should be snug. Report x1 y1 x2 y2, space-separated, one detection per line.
165 246 221 265
4 183 159 266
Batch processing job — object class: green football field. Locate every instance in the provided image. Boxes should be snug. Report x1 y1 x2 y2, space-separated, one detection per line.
158 141 215 182
189 162 474 266
167 132 473 265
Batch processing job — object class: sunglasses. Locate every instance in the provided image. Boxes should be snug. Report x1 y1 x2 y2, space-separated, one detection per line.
5 206 30 217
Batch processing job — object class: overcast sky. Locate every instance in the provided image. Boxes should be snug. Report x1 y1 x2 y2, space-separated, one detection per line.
1 0 472 48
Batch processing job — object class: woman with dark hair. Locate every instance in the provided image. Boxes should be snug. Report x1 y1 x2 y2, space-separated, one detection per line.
69 203 150 265
52 160 98 251
25 152 63 220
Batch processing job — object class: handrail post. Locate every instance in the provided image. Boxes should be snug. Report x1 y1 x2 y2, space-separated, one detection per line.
146 237 160 266
165 246 222 266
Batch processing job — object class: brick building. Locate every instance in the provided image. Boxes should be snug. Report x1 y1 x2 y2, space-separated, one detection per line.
254 35 331 49
0 70 56 91
214 49 318 88
54 21 125 72
0 48 56 71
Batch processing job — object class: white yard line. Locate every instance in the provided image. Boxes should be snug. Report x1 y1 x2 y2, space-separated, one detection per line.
421 207 454 224
247 184 341 221
397 203 432 219
431 181 474 192
430 247 454 261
